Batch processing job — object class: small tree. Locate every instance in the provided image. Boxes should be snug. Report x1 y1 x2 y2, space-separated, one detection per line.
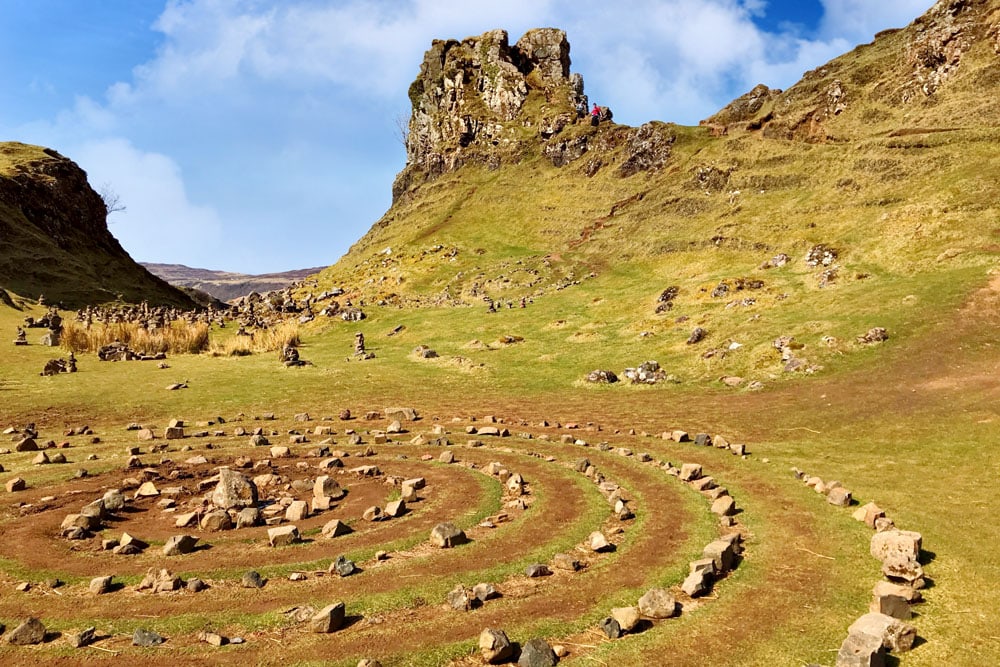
393 112 410 148
98 182 126 216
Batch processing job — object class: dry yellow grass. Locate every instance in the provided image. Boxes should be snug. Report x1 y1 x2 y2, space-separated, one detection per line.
60 320 209 355
208 321 301 357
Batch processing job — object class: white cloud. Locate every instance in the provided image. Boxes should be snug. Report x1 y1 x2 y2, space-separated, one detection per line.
818 0 933 42
72 138 224 266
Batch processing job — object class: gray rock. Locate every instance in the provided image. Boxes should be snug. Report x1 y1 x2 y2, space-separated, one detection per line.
599 616 622 638
241 571 266 588
430 522 467 548
268 525 300 547
5 477 26 492
681 568 712 597
703 539 738 573
102 490 126 512
162 534 198 556
870 592 911 620
848 612 917 653
187 578 208 592
89 575 113 594
314 475 343 498
828 487 853 507
588 531 611 552
383 407 418 421
479 627 513 664
525 563 551 578
385 499 406 518
638 588 678 619
711 496 737 516
472 582 499 602
836 630 886 667
446 584 472 610
678 463 702 482
236 506 261 528
330 555 357 577
322 519 352 538
212 468 259 509
200 509 233 531
309 601 346 633
552 553 581 571
285 500 310 522
132 628 165 646
6 617 46 645
610 606 640 633
518 637 557 667
66 626 96 648
15 437 38 452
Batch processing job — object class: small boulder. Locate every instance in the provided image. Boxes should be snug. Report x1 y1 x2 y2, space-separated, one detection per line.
848 613 916 653
5 477 26 492
163 534 199 556
330 555 357 577
599 616 622 639
322 519 352 538
430 522 467 548
89 575 114 594
268 525 300 547
66 626 96 648
525 563 551 578
241 571 266 588
479 627 513 664
446 584 472 611
212 468 259 509
518 638 557 667
7 617 46 644
132 628 165 646
588 531 611 552
309 601 346 633
610 606 641 633
638 588 678 619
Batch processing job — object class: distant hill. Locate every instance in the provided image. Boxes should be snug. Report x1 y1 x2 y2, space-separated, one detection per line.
142 263 325 302
0 143 197 309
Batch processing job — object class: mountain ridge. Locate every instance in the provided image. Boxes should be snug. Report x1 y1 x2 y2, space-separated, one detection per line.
142 262 325 302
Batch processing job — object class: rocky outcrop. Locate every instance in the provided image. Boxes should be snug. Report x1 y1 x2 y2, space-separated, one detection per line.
707 0 998 140
700 83 781 127
905 0 985 96
395 29 587 198
0 143 196 307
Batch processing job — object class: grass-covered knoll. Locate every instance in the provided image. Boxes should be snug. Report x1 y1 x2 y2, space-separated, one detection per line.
304 2 999 397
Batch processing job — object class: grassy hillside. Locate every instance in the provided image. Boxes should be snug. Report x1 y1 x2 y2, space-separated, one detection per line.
0 142 196 308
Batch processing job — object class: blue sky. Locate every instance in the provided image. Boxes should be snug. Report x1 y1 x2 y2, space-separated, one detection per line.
0 0 933 273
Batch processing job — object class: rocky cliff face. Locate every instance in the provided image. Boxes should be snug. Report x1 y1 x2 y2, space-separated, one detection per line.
396 28 583 197
393 28 681 200
0 142 196 308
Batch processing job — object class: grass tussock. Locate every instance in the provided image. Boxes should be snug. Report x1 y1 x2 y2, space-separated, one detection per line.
61 320 209 355
208 321 301 357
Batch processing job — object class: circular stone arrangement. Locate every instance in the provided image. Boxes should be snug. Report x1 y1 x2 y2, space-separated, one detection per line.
0 410 928 666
